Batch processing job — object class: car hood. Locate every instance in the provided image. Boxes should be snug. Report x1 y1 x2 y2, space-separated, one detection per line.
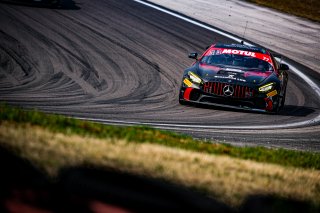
196 64 273 84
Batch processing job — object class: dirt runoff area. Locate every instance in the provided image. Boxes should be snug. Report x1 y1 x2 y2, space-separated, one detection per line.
146 0 320 74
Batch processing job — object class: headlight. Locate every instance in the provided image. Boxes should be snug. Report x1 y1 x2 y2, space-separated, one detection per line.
188 71 202 84
259 83 274 92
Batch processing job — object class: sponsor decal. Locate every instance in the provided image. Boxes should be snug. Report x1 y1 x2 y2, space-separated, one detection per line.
209 49 222 55
222 49 256 57
214 75 246 82
225 68 244 73
267 90 278 97
183 78 193 87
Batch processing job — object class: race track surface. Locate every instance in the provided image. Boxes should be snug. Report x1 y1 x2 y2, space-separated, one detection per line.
0 0 319 151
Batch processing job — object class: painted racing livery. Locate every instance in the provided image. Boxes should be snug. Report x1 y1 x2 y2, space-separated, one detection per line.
179 43 289 113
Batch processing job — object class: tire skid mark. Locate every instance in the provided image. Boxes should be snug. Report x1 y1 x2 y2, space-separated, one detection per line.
54 10 171 104
57 4 179 104
0 48 20 87
0 31 37 83
2 8 104 95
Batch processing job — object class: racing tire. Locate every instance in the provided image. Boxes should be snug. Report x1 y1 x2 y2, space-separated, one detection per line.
179 98 187 105
271 96 281 114
179 88 187 105
279 88 287 110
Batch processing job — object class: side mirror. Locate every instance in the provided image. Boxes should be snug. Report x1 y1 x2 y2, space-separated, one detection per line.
279 63 289 71
188 52 198 60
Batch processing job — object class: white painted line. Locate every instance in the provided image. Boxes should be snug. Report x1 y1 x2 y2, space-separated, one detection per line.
76 115 320 130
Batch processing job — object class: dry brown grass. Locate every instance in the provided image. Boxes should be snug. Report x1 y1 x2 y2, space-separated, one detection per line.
1 122 320 207
247 0 320 22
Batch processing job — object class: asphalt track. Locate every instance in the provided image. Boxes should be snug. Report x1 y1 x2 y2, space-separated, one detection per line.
0 0 319 151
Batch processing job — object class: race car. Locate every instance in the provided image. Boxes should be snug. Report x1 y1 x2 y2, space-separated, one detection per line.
179 43 289 113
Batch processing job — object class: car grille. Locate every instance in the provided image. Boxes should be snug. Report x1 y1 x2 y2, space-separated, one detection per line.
203 82 254 98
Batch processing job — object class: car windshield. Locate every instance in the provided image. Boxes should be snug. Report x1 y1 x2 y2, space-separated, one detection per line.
201 53 274 72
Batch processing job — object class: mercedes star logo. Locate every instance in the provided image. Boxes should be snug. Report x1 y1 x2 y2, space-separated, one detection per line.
223 85 234 96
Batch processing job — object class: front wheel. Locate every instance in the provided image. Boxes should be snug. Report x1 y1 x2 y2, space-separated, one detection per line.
179 99 187 105
270 96 281 113
279 88 287 110
178 87 187 105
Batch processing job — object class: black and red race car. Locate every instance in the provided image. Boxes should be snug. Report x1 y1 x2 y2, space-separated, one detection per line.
179 43 289 113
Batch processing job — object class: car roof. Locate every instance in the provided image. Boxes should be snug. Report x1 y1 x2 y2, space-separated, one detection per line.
214 43 268 54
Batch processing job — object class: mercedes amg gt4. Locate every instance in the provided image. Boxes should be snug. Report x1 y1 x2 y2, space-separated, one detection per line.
179 43 289 113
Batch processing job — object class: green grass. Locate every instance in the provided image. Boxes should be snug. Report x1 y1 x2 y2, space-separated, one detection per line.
246 0 320 22
1 104 320 170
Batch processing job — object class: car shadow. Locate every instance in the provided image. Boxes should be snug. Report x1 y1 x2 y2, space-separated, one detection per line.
185 102 317 117
0 146 317 212
278 105 317 117
0 0 81 10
